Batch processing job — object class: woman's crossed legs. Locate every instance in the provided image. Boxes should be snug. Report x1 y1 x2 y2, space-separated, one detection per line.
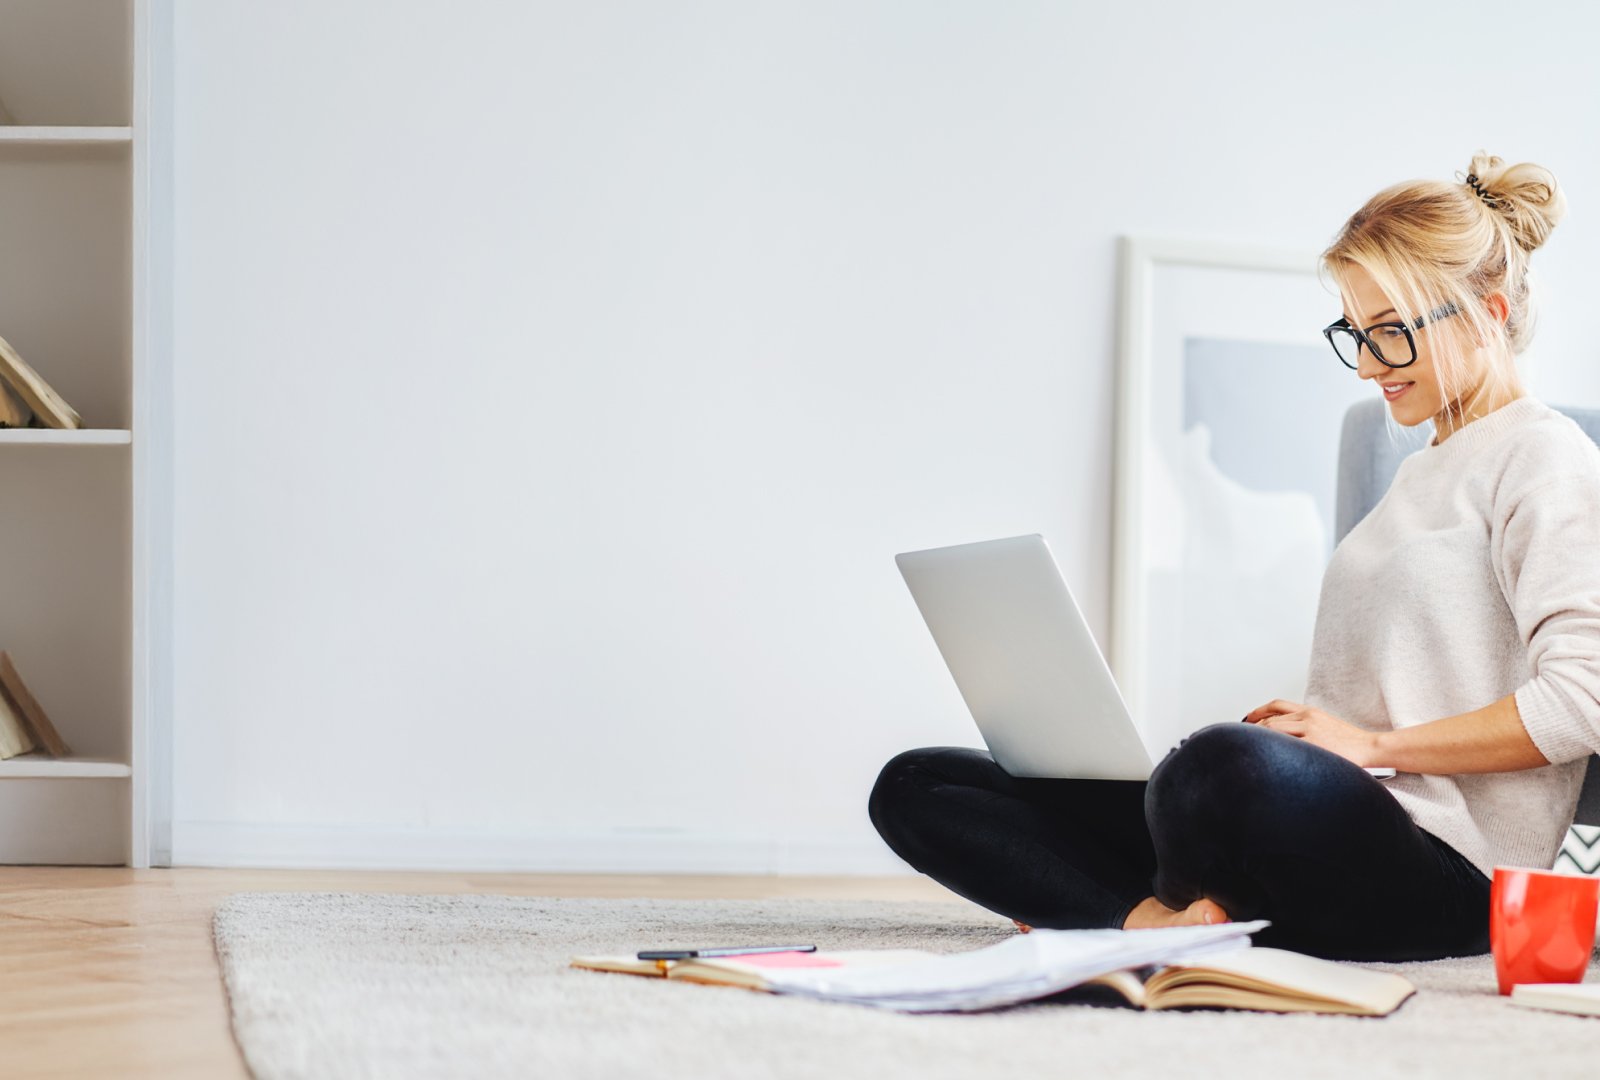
867 721 1490 961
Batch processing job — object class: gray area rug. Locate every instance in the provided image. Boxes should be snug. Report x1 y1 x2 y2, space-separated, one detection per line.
213 892 1600 1079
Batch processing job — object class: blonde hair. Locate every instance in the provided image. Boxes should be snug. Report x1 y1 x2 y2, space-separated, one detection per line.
1318 151 1567 436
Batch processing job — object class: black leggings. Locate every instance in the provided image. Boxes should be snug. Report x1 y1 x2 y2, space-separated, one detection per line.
868 721 1492 961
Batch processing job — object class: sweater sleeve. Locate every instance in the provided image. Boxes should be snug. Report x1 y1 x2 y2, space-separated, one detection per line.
1495 473 1600 765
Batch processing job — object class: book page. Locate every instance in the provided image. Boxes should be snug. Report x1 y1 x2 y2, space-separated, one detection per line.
1149 946 1414 1014
1081 968 1148 1008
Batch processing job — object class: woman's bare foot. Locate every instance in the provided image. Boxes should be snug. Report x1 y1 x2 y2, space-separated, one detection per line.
1120 895 1230 929
1014 896 1227 934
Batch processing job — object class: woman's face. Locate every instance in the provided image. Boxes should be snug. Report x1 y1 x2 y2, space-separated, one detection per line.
1336 262 1507 441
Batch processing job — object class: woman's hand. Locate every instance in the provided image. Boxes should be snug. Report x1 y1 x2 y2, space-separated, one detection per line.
1243 699 1381 769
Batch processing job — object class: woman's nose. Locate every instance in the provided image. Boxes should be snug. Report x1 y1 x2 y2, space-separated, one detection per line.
1355 346 1391 381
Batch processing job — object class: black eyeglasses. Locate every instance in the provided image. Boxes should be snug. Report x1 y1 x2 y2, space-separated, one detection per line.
1322 301 1462 370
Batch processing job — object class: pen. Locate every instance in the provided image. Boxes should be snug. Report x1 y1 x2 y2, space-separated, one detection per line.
637 944 817 960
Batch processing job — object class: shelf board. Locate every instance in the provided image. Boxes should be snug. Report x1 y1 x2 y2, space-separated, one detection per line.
0 753 131 779
0 126 133 145
0 429 131 445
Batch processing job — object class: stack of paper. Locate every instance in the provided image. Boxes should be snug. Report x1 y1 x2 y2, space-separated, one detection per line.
754 920 1271 1012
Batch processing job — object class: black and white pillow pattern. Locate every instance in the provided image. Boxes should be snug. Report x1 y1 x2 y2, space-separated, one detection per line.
1555 825 1600 875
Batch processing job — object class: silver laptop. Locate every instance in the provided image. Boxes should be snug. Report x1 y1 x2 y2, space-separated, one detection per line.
895 533 1394 781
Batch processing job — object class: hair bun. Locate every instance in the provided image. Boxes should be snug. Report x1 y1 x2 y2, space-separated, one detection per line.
1463 150 1567 252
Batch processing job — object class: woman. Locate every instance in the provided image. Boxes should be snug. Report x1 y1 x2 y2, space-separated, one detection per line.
867 151 1600 962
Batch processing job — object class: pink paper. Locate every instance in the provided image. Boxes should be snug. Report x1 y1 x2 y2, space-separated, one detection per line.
719 951 843 968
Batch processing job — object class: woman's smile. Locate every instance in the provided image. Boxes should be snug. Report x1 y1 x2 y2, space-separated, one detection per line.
1382 380 1414 401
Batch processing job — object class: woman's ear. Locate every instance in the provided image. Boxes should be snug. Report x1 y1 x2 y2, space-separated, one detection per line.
1464 292 1511 348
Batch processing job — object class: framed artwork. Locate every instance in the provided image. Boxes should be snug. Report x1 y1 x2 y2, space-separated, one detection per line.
1110 236 1373 759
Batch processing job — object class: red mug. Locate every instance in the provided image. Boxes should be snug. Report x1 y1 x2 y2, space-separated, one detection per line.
1490 865 1600 995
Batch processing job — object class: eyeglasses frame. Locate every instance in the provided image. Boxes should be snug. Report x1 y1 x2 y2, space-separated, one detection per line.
1322 301 1463 370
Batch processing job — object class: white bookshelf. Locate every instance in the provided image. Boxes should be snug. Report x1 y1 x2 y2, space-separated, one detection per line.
0 753 132 779
0 0 152 866
0 126 132 144
0 429 132 445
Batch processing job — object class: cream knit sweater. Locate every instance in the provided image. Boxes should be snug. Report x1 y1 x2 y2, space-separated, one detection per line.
1303 394 1600 878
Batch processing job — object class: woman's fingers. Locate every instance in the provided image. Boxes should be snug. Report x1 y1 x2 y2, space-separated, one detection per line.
1244 699 1305 723
1262 716 1307 735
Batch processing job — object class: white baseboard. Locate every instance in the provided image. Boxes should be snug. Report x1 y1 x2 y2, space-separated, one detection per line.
170 821 920 875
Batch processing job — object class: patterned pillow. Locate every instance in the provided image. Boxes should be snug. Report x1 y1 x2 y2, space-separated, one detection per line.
1555 824 1600 875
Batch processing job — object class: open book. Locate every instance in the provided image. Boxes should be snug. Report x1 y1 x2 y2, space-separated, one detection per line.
1080 946 1413 1015
571 920 1414 1016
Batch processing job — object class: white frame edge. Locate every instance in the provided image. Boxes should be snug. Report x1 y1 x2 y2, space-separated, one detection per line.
1110 236 1323 731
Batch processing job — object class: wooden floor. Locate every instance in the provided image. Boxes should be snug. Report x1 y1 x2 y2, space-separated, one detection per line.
0 867 958 1078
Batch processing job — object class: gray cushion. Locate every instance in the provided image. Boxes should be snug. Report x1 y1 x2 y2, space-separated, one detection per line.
1335 397 1600 825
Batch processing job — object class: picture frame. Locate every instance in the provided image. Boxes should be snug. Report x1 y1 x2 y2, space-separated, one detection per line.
1110 236 1373 758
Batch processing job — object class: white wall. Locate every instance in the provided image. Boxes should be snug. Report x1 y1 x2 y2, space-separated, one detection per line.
167 0 1600 871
